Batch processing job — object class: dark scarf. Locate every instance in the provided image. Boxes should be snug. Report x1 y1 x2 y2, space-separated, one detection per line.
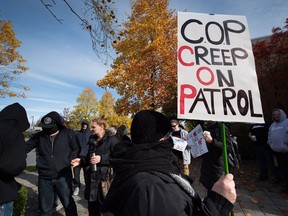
104 138 198 215
110 137 180 183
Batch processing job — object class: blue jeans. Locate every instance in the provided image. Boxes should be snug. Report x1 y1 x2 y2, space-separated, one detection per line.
38 175 78 216
0 201 13 216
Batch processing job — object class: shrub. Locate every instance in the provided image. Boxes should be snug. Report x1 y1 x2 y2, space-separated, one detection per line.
25 165 37 172
13 186 28 216
22 131 31 138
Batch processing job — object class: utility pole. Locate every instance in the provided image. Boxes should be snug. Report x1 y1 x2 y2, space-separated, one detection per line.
30 116 34 131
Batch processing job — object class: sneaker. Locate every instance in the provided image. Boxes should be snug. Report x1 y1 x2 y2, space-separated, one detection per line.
73 187 79 196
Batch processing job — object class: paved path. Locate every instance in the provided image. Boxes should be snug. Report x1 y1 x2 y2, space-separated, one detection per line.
16 158 288 216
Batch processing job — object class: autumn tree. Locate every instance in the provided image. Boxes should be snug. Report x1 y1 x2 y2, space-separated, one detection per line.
66 87 132 129
99 90 115 118
40 0 119 60
0 20 29 98
99 90 132 128
68 87 99 128
253 18 288 119
97 0 177 115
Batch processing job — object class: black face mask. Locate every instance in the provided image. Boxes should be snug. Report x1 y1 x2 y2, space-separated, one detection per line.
43 125 59 135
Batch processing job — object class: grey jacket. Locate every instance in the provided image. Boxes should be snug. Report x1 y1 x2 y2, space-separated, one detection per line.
170 129 191 164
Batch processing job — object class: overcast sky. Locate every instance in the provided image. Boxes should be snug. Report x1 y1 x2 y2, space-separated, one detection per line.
0 0 287 125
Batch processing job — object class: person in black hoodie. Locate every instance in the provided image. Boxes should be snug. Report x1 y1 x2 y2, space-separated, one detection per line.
103 110 236 216
72 119 91 196
0 103 30 216
26 111 78 216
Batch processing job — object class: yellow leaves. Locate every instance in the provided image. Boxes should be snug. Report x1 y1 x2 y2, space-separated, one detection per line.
0 19 29 98
1 81 8 88
67 87 131 129
9 92 16 97
99 90 115 118
97 0 178 114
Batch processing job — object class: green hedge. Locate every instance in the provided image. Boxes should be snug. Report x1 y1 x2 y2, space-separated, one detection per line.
13 186 28 216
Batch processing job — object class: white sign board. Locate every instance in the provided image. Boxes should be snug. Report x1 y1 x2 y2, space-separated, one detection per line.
187 124 208 158
177 12 264 123
172 136 188 152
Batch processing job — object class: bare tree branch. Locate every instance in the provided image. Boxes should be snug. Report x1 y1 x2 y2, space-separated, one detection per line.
40 0 119 62
40 0 63 24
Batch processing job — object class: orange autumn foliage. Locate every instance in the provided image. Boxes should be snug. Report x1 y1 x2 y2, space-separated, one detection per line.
0 20 29 98
97 0 177 115
252 18 288 118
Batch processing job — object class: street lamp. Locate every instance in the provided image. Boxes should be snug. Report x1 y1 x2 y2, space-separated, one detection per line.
30 116 34 131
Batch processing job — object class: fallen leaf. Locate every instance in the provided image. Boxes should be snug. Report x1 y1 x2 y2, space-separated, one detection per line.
250 196 259 204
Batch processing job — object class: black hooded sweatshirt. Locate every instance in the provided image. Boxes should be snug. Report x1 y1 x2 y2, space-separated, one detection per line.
0 103 30 205
25 112 79 179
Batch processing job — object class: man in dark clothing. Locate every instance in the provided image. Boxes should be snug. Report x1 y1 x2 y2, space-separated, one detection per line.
103 110 236 216
26 111 78 216
0 103 30 216
115 125 131 142
200 121 224 191
72 119 91 196
249 123 281 181
109 125 131 152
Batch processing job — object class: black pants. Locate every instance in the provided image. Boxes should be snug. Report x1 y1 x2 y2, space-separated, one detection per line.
273 151 288 190
73 166 88 189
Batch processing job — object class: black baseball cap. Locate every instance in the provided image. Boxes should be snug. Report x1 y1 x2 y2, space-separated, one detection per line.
38 111 59 128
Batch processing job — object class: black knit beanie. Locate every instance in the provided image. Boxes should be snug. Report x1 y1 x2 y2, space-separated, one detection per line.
131 110 171 144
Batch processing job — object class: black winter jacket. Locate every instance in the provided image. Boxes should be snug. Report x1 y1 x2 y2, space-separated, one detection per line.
82 133 112 201
104 171 233 216
76 119 91 157
200 123 224 190
0 103 30 205
104 139 233 216
25 128 78 179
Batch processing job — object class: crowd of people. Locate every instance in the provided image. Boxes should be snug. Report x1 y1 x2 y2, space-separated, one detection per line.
0 102 288 216
248 109 288 192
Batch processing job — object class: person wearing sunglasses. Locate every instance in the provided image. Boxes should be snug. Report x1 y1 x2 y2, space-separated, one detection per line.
170 119 191 176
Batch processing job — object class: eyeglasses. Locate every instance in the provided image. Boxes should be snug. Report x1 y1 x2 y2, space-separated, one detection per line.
171 125 177 128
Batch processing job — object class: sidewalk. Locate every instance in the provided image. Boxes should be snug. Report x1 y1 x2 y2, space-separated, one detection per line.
16 158 288 216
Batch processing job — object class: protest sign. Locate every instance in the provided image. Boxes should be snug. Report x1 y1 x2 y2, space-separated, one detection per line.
177 12 264 123
187 124 208 158
172 136 188 152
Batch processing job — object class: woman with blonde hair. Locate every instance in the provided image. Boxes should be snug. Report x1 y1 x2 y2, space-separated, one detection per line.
72 117 114 216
